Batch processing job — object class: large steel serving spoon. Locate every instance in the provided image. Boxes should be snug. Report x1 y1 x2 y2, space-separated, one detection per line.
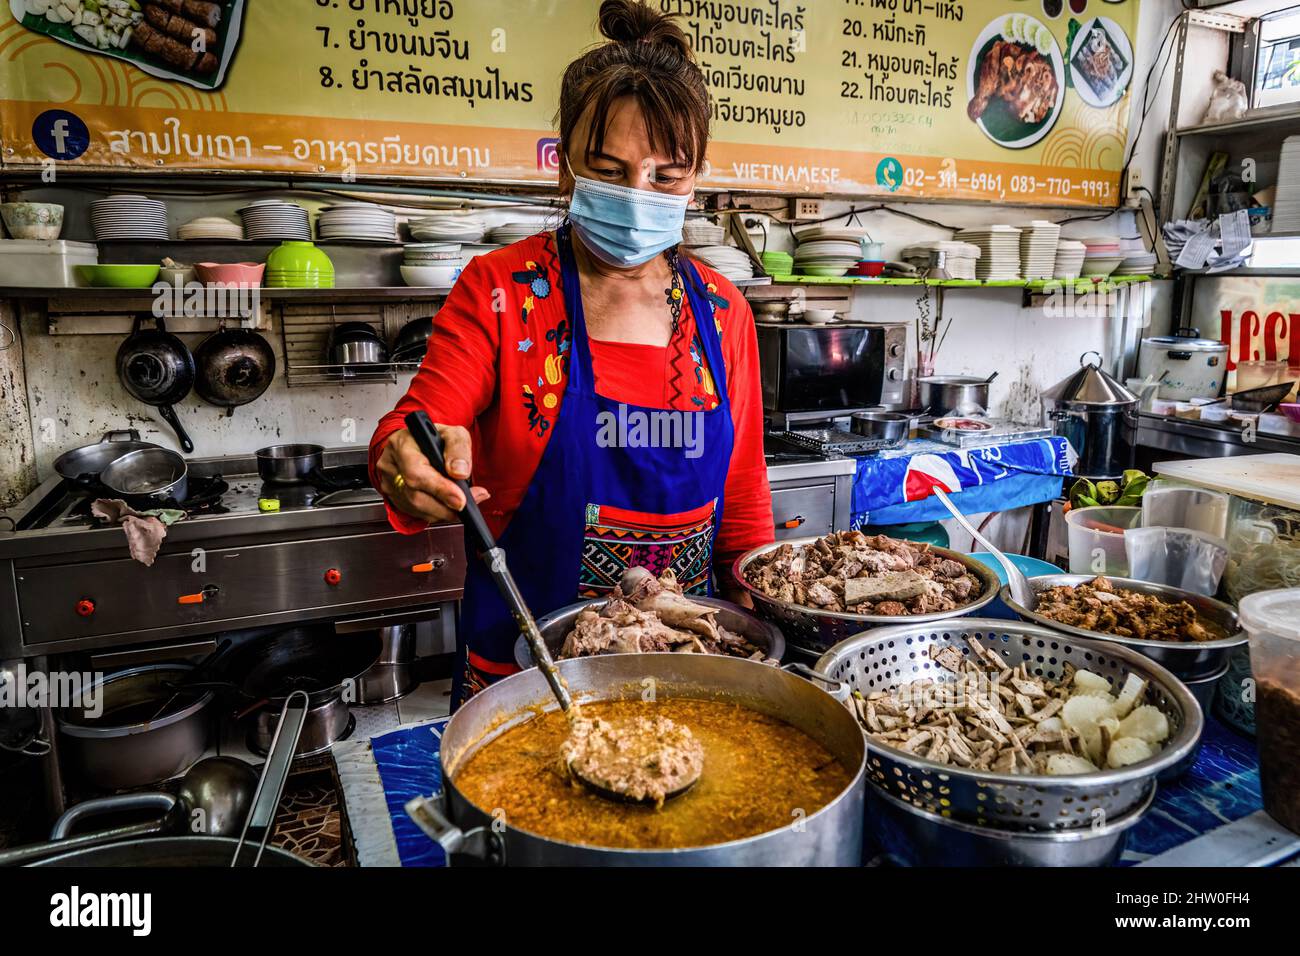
930 486 1037 610
404 411 702 804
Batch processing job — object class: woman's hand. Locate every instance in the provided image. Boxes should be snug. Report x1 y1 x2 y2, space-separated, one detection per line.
376 424 490 523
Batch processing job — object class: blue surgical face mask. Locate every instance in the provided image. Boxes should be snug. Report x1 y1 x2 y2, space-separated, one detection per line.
566 169 689 268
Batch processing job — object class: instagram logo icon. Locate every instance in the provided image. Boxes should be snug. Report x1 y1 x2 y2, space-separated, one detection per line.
537 137 560 174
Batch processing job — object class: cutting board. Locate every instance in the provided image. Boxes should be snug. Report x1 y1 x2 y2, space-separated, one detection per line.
1154 453 1300 510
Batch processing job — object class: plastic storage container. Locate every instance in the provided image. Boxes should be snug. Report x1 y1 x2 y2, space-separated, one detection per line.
0 239 98 288
1123 526 1228 596
1142 480 1229 538
1065 505 1142 577
1238 589 1300 834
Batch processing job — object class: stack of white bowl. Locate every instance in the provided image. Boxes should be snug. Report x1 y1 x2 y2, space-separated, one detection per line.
793 238 861 277
401 243 462 287
409 212 486 242
486 220 551 244
1113 250 1157 276
954 225 1022 280
238 201 311 241
317 203 397 242
91 195 168 240
1019 220 1062 280
1053 240 1087 279
689 245 754 281
1274 136 1300 232
178 217 243 241
683 219 727 246
1080 236 1125 277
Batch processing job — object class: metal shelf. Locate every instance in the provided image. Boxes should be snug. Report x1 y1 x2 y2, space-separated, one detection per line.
277 298 432 388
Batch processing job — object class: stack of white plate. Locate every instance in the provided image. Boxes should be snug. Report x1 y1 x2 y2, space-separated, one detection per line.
954 226 1022 280
689 244 754 281
793 225 869 244
487 220 550 244
900 241 981 281
1080 236 1125 277
793 238 861 277
91 195 168 240
1019 220 1061 280
1274 136 1300 232
317 203 397 242
238 201 311 241
683 219 727 246
401 242 462 287
1053 240 1087 279
409 213 486 242
1113 250 1157 276
178 217 243 241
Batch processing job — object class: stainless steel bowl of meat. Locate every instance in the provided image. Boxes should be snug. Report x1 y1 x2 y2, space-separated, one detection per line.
1000 574 1246 680
733 532 1001 653
522 568 784 670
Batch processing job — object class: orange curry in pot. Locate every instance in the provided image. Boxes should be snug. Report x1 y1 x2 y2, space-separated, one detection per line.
453 697 852 850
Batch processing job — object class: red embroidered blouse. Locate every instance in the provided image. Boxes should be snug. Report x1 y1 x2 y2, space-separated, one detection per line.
368 231 774 571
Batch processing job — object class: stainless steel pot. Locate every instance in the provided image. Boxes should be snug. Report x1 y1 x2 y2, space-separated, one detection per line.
57 664 215 790
255 443 323 484
406 654 866 866
1000 573 1247 680
732 536 1002 654
31 835 311 867
917 376 991 416
1041 352 1138 480
99 447 188 506
1137 329 1228 402
353 624 418 704
868 782 1154 866
850 411 910 445
520 596 785 670
53 430 160 486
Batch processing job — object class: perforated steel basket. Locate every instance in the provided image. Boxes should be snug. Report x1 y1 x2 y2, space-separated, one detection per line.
815 618 1203 832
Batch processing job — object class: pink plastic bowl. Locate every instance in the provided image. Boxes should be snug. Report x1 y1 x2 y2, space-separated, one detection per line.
194 262 265 286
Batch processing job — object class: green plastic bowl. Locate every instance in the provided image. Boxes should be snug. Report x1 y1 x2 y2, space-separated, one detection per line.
75 264 162 288
265 241 334 277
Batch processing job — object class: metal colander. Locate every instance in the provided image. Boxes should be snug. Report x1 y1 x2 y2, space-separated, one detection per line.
815 618 1203 832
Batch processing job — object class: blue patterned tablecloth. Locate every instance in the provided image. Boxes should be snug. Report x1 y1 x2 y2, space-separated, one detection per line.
851 437 1071 527
368 712 1268 867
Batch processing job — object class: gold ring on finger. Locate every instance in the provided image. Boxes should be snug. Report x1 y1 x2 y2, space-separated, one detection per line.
394 473 406 491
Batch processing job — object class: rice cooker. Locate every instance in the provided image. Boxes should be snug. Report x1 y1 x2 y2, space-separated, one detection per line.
1137 328 1229 401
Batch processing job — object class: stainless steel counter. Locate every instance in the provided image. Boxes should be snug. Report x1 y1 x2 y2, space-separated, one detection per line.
1137 412 1300 460
765 455 857 541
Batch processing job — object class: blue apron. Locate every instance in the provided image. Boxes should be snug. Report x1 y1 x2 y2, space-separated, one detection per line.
452 226 734 706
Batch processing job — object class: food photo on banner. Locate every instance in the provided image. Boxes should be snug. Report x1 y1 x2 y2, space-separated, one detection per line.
0 0 1295 921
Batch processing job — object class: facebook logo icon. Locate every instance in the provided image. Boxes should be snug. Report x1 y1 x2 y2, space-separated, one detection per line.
33 109 89 160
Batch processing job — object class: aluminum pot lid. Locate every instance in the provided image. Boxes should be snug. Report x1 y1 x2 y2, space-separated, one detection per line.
1141 329 1227 352
1042 351 1137 406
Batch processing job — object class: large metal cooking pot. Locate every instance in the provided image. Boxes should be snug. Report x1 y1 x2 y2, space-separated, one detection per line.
1041 351 1137 480
406 654 866 866
99 447 189 507
732 536 1002 654
57 664 215 790
519 596 786 670
917 375 991 416
31 836 311 867
1137 328 1228 402
53 430 160 486
1000 573 1247 680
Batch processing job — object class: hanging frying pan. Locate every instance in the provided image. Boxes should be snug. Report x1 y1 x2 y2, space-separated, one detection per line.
193 321 276 416
116 315 196 453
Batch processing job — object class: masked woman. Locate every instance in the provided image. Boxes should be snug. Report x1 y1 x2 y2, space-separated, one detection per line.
370 0 773 705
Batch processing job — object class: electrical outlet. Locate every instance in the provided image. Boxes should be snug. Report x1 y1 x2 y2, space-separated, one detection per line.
789 197 824 220
1123 167 1143 207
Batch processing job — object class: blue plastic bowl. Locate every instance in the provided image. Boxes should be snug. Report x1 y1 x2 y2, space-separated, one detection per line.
963 553 1063 620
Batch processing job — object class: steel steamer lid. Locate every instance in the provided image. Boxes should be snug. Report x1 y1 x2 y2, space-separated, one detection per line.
1141 328 1229 353
1042 351 1138 408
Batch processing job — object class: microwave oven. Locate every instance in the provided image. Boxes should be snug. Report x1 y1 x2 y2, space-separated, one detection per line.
757 321 907 413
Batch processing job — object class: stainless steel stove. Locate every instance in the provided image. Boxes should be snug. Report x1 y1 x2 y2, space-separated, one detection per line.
0 447 466 658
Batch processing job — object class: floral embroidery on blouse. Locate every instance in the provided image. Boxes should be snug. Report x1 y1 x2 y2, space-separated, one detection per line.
513 234 567 436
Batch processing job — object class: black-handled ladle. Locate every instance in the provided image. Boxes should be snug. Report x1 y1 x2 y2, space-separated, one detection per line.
403 411 701 804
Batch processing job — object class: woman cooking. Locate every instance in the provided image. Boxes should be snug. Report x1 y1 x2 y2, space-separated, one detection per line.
370 0 773 706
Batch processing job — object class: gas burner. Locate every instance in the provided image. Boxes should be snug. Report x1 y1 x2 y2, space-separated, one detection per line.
775 428 895 457
63 475 232 520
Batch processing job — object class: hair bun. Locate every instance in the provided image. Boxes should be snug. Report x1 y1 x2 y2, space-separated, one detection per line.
598 0 691 58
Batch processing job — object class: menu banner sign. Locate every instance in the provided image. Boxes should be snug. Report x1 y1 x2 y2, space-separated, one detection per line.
0 0 1140 206
1190 276 1300 386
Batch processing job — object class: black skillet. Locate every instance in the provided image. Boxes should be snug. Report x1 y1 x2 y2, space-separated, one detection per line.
193 322 276 416
116 315 196 453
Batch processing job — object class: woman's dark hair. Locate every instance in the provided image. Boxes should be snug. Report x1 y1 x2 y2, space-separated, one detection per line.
557 0 710 175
